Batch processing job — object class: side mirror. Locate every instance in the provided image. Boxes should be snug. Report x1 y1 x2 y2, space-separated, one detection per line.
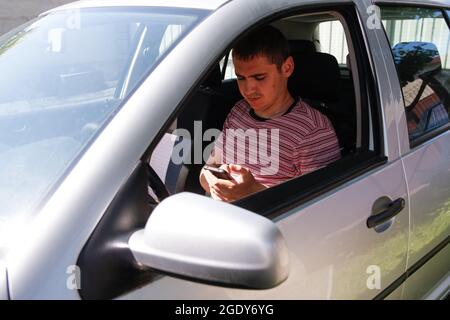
128 193 289 289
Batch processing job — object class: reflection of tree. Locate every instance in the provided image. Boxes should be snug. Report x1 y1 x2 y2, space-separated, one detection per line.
393 43 439 87
382 7 440 21
393 43 442 116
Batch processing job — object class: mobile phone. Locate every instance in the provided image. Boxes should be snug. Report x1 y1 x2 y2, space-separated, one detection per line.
203 165 232 180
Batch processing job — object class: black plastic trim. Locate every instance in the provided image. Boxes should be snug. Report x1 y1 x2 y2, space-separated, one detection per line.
444 8 450 29
77 162 161 300
353 5 384 156
367 198 406 229
410 123 450 149
374 235 450 300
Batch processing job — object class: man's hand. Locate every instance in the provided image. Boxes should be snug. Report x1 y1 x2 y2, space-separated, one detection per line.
203 164 266 202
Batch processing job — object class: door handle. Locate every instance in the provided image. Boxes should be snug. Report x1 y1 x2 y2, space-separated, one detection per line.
367 198 405 229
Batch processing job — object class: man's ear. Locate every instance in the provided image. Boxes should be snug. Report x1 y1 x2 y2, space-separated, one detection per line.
282 56 294 77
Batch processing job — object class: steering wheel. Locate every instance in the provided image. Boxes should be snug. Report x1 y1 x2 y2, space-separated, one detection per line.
146 163 170 202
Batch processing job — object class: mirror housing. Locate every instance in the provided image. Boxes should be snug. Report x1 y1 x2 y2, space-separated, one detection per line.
392 41 442 85
128 193 289 289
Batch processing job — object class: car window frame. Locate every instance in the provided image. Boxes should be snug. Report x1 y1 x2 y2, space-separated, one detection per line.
142 4 387 220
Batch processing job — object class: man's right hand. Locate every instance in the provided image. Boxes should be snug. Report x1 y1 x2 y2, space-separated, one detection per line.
202 164 266 202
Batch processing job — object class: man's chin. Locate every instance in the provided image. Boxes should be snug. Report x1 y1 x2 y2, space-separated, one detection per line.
246 98 264 109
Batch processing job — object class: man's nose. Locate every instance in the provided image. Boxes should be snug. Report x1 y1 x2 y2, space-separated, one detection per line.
242 79 257 95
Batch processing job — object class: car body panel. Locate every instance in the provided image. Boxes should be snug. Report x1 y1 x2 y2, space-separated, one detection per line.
402 242 450 299
43 0 231 14
401 134 450 298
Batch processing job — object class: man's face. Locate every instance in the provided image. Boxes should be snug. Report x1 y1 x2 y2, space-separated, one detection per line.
233 54 294 115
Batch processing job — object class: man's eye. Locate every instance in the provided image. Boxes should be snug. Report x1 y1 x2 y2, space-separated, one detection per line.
237 77 244 81
255 76 265 81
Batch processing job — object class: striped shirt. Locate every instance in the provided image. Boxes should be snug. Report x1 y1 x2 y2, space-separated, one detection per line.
214 98 341 187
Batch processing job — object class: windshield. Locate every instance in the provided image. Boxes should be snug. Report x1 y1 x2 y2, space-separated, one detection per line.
0 7 207 234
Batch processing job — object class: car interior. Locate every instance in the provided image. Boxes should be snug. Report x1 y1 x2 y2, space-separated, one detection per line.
149 12 360 197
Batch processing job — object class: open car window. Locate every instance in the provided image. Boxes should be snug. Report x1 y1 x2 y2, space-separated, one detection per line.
147 8 379 215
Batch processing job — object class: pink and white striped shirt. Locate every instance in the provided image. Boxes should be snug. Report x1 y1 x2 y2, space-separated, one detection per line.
214 98 341 187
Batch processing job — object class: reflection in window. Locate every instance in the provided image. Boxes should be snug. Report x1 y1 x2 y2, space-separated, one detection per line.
381 7 450 143
404 78 449 138
159 24 185 55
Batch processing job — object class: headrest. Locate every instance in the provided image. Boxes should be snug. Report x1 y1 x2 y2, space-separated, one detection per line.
288 40 317 54
288 52 340 102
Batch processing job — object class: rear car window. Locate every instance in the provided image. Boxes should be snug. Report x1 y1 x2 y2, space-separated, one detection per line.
380 6 450 145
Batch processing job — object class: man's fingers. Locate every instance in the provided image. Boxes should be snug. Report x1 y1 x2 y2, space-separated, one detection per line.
228 164 243 172
210 184 231 198
210 189 230 202
228 164 252 176
203 169 218 185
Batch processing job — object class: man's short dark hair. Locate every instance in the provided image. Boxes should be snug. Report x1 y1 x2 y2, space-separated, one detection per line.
232 25 290 69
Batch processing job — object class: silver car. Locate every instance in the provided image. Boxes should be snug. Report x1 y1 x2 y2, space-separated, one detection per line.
0 0 449 300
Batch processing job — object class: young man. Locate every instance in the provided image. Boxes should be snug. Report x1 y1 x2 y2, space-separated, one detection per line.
200 25 341 202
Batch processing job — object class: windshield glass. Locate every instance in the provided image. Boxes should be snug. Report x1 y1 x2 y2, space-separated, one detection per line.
0 7 207 234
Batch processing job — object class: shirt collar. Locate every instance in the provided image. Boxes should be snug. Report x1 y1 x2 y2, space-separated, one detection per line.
249 97 299 122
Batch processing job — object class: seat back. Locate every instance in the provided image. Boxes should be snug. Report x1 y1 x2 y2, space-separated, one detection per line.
288 39 317 54
288 51 356 154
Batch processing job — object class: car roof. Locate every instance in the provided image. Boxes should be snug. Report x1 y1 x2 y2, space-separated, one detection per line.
44 0 231 14
43 0 449 16
373 0 449 7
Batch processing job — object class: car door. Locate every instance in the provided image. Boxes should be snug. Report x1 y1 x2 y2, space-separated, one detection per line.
117 0 410 300
379 4 450 299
